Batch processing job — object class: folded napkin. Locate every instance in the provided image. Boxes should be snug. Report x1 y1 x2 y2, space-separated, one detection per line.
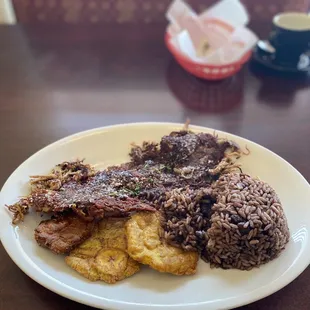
166 0 258 65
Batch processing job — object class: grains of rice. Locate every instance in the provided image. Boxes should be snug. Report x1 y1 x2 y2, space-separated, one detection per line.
160 187 215 252
158 170 290 271
206 173 290 270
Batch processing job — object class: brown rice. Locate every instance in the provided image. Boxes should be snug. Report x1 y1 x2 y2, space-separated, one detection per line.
206 173 290 270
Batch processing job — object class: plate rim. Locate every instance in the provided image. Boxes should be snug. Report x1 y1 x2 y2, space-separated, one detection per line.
1 121 310 310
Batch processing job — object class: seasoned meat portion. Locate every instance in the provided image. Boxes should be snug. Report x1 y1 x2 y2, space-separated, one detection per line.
7 130 241 224
160 130 200 165
83 197 156 221
30 188 156 221
160 131 237 167
34 215 95 254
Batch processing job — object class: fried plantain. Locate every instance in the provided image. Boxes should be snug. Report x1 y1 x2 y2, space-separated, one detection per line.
125 212 199 275
65 218 140 284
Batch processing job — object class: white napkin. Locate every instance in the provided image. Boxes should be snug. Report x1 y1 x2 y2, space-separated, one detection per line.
166 0 258 65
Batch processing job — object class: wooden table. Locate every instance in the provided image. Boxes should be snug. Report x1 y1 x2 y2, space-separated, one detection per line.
0 24 310 310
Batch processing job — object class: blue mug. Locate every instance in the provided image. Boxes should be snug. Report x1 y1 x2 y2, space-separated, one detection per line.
257 12 310 68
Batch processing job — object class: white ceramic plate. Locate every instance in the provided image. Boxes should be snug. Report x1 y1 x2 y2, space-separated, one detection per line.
1 123 310 310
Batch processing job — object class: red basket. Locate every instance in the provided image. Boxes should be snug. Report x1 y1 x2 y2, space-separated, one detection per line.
165 19 252 81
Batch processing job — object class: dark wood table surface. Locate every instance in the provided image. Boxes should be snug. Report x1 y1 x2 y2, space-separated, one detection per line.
0 24 310 310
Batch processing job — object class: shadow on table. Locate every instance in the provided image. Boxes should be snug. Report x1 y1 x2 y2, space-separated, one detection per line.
165 60 245 115
249 61 310 108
